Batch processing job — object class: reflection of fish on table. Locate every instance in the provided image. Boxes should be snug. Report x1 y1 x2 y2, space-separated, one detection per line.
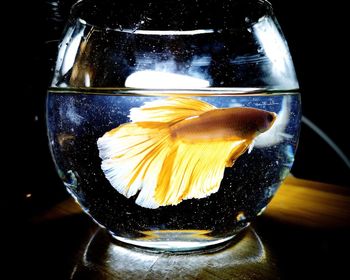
97 97 276 208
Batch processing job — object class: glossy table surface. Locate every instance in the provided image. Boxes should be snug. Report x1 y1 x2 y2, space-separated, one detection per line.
6 176 350 279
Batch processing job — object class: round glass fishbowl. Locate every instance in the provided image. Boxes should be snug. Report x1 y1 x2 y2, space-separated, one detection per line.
47 0 301 252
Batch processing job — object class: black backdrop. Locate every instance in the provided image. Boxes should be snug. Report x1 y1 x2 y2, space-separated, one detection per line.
3 0 349 220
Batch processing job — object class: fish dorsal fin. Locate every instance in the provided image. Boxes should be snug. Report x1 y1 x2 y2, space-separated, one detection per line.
129 97 216 124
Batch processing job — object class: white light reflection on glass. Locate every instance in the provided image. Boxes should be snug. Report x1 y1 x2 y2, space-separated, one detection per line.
84 72 91 87
62 30 85 77
253 17 299 89
125 70 210 89
52 25 85 87
255 95 293 148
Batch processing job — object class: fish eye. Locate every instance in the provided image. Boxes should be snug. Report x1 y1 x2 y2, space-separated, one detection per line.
267 114 274 123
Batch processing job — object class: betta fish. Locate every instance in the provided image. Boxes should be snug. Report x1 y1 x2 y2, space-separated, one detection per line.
97 97 276 209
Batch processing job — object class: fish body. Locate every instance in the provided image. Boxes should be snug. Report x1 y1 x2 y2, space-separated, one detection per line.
171 107 275 142
97 97 276 209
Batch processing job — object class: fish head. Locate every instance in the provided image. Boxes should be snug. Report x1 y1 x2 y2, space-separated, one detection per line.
257 111 277 134
225 107 277 139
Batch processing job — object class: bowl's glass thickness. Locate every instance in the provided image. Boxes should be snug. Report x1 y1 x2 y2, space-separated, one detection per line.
47 0 301 252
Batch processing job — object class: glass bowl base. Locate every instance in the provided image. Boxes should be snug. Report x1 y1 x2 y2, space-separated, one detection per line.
110 230 241 253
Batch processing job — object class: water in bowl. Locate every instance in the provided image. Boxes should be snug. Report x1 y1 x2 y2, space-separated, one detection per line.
47 88 300 252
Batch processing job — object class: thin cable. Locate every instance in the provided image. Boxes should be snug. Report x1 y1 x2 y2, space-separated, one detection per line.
302 116 350 169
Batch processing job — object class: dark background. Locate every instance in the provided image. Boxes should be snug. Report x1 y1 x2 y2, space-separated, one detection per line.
3 0 349 221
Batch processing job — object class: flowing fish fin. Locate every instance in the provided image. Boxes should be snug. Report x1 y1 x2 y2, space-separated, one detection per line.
154 139 249 206
226 139 253 167
97 122 172 209
129 97 216 124
98 97 253 209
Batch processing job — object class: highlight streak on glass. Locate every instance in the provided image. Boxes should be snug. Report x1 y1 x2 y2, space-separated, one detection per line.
125 71 210 89
122 29 215 35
